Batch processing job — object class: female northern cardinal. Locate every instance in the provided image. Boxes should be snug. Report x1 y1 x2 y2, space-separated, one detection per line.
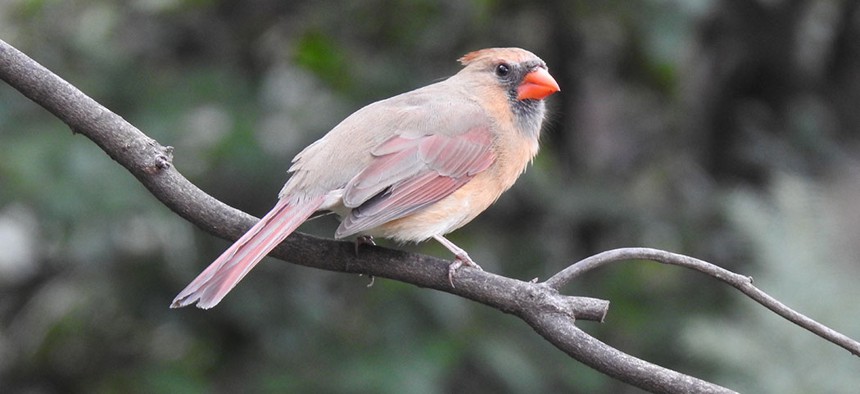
172 47 560 309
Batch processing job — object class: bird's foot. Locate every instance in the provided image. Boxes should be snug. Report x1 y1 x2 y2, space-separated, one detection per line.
354 236 377 285
447 253 483 288
354 235 376 255
432 234 483 288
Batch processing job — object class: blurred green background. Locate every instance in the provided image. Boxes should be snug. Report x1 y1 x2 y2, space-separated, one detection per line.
2 0 859 392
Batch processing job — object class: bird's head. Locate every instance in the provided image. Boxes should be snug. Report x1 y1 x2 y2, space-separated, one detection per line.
456 47 560 135
458 47 560 102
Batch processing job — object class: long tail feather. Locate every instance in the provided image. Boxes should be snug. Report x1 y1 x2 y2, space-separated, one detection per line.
171 196 325 309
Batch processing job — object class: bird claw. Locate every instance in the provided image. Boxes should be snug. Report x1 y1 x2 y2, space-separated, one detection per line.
447 253 483 288
360 274 376 287
354 235 376 255
355 236 377 285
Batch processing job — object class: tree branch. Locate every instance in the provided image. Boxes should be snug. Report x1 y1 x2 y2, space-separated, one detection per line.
0 37 798 393
519 311 734 393
546 248 860 357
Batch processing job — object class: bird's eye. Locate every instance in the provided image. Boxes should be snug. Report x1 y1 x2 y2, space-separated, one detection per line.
495 63 511 77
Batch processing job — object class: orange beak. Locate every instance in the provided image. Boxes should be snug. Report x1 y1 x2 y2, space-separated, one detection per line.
516 68 560 100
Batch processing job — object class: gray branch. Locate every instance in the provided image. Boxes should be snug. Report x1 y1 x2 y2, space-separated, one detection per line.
1 38 749 393
546 248 860 357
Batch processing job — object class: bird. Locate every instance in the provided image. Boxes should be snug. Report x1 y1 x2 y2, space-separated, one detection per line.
171 47 560 309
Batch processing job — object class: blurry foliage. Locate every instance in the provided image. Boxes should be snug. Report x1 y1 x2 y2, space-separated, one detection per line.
684 173 860 393
294 31 352 90
2 0 860 392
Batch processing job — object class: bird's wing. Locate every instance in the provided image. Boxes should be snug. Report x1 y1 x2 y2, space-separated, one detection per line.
335 124 495 238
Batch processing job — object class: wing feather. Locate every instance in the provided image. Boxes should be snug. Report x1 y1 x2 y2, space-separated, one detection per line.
335 126 494 238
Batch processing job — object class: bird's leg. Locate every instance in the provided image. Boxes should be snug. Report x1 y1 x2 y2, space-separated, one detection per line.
432 235 483 287
354 235 376 255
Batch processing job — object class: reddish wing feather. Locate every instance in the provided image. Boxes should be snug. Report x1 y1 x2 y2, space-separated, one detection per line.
339 173 462 235
341 148 420 207
335 127 494 238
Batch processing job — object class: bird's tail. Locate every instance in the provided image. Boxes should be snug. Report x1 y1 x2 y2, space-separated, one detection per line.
171 196 325 309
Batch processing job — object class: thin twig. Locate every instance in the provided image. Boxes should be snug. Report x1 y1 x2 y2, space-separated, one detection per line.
545 247 860 357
